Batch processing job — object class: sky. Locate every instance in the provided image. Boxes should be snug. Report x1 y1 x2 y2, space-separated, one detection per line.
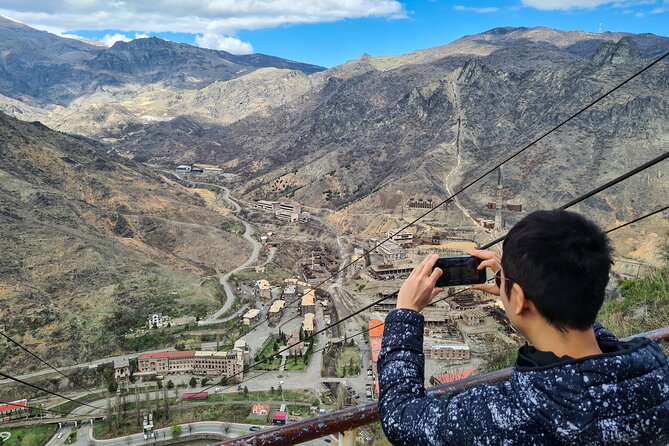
0 0 667 67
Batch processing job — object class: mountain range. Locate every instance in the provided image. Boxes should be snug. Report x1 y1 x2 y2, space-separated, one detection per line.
1 18 669 372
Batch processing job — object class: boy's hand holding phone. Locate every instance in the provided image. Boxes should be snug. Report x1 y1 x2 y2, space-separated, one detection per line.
396 254 445 312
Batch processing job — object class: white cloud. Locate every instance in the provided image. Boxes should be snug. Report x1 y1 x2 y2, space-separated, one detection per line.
0 1 407 55
100 32 132 47
59 32 87 40
195 33 254 54
453 5 500 12
134 32 151 39
521 0 615 10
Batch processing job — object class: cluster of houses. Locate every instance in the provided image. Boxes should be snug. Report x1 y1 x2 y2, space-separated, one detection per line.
254 200 310 223
244 278 317 335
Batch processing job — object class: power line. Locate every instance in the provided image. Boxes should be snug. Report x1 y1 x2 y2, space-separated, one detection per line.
481 150 669 249
0 331 104 400
0 370 104 411
0 398 89 419
242 48 669 334
218 155 669 392
192 287 477 398
214 202 669 396
605 204 669 234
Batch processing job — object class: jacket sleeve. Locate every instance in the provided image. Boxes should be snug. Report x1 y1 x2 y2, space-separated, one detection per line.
377 309 457 445
378 310 523 445
593 321 618 342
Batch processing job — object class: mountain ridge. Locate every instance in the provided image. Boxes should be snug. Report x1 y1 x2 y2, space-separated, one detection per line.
0 15 325 105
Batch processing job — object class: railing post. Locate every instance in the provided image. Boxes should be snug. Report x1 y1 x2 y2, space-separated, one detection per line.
338 428 357 446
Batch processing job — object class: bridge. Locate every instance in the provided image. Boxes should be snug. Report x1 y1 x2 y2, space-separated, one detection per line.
0 414 104 429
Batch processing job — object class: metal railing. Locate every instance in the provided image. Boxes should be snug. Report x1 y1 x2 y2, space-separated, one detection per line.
222 326 669 445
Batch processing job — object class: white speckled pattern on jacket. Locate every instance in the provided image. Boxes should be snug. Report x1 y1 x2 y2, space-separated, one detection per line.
378 309 669 445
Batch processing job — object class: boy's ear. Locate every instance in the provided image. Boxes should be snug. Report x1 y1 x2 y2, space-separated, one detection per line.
511 283 532 316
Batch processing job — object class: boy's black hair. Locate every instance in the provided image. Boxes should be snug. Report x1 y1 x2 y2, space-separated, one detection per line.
501 209 613 332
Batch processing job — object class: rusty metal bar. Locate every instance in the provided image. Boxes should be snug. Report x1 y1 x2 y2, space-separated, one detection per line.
221 326 669 445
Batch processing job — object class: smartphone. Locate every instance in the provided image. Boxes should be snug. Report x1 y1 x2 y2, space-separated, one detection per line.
433 256 486 287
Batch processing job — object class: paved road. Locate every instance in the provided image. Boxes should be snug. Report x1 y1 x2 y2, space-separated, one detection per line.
53 420 333 446
182 179 262 325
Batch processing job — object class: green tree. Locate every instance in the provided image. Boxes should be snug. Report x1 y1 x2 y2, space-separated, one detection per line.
243 386 249 396
166 380 175 390
171 424 182 437
189 377 197 388
108 381 118 393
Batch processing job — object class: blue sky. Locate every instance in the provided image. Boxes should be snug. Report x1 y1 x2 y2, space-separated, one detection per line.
2 0 667 67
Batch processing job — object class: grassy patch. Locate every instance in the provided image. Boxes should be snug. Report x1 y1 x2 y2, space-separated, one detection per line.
253 335 281 370
232 262 294 285
284 356 307 371
336 346 361 377
599 268 669 338
255 357 281 371
1 425 56 446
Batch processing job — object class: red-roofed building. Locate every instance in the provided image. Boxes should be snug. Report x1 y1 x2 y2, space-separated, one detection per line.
0 399 27 419
138 351 196 373
137 349 244 383
252 404 269 416
434 368 475 385
369 320 384 376
272 411 288 425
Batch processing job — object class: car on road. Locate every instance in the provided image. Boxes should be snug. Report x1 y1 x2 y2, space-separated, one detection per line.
249 426 262 431
57 433 63 439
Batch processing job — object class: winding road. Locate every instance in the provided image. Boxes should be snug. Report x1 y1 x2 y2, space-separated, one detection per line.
166 173 262 325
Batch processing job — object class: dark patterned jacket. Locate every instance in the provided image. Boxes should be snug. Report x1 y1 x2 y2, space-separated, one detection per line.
378 309 669 445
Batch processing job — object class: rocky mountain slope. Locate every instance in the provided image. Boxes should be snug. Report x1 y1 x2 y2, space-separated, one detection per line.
2 24 668 261
107 29 669 237
0 15 324 105
0 112 250 372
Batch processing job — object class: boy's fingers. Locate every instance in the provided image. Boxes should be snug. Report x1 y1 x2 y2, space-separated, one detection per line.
410 255 428 278
472 283 499 295
470 249 501 262
417 254 438 277
428 266 443 286
477 259 501 272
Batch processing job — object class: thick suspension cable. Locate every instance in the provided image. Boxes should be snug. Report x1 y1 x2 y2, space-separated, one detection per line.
242 48 669 335
219 203 668 392
0 331 104 401
214 161 669 392
0 370 104 411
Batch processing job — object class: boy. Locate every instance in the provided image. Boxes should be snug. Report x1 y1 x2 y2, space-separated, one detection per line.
378 209 669 445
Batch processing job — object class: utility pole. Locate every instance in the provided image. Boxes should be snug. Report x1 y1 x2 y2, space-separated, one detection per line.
154 388 160 420
106 398 112 434
115 394 121 430
135 387 141 426
163 387 169 420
